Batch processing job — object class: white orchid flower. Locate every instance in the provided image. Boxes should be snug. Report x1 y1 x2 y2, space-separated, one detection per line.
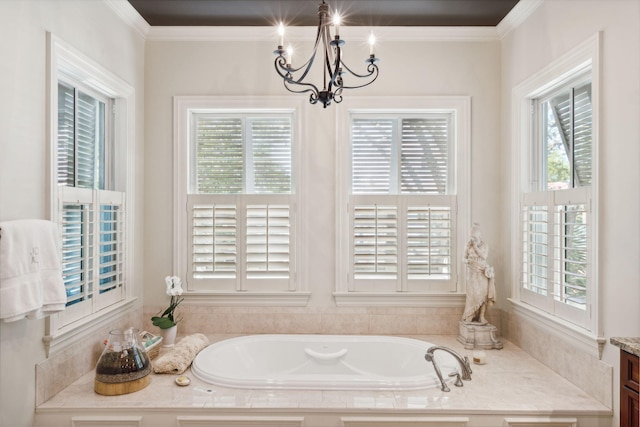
164 275 184 296
170 276 183 296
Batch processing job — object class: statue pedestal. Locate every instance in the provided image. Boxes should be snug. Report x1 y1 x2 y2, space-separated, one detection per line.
457 321 503 350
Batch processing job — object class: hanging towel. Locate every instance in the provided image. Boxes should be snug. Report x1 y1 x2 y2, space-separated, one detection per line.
0 219 67 322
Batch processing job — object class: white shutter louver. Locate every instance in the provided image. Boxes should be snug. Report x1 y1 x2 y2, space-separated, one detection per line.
76 92 104 189
406 206 452 279
98 203 124 295
552 203 588 308
191 201 238 279
57 83 76 187
246 204 290 278
61 201 94 306
522 203 549 297
353 204 398 277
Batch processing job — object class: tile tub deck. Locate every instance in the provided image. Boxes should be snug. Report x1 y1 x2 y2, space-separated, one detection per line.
35 335 612 427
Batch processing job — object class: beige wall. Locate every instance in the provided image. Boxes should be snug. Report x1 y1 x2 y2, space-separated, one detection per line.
0 1 146 426
142 38 503 309
500 0 640 422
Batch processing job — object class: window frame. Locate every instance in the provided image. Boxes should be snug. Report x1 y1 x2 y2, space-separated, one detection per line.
335 96 471 307
510 33 601 354
45 33 136 356
173 96 309 305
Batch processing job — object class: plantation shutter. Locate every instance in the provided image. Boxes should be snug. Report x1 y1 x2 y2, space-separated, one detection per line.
348 113 456 292
353 202 399 279
188 197 238 290
550 83 592 187
249 118 292 194
59 187 125 324
400 117 450 194
188 113 295 292
521 193 550 300
95 190 126 310
60 188 94 310
57 83 105 190
521 188 590 325
57 83 75 186
351 118 394 194
406 204 453 280
246 201 291 280
195 117 244 194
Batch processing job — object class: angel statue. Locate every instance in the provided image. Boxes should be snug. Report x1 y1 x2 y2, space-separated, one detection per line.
462 223 496 324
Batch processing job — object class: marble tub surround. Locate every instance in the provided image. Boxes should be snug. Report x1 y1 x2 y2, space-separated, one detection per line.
502 310 613 408
36 335 611 427
142 305 500 337
35 308 142 406
610 337 640 357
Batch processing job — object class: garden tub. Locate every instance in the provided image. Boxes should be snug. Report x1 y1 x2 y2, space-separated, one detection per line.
191 334 459 390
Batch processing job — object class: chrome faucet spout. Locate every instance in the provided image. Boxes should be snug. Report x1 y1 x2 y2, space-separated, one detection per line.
424 346 473 392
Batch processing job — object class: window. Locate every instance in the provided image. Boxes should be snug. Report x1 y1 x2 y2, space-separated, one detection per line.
174 97 307 303
57 83 126 317
521 77 592 326
47 34 135 348
512 34 599 333
336 97 471 303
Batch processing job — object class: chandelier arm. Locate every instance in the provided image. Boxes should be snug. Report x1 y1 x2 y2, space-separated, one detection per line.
273 58 321 96
283 78 320 97
338 61 379 89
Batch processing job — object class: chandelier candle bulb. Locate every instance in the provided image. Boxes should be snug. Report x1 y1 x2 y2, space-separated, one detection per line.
333 14 341 38
369 32 376 56
278 22 285 47
286 45 293 67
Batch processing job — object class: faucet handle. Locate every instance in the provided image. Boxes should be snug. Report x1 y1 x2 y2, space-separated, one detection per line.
462 356 473 374
448 372 464 387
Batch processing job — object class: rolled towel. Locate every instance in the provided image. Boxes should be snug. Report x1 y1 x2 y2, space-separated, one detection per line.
152 333 210 374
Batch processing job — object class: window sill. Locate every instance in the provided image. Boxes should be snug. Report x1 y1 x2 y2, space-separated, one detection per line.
508 298 606 359
183 291 311 306
43 297 138 357
333 292 466 307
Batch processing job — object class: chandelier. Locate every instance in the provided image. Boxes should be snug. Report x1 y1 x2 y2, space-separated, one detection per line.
273 0 379 108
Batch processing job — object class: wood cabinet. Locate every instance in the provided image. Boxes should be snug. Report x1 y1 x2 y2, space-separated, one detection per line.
621 350 639 427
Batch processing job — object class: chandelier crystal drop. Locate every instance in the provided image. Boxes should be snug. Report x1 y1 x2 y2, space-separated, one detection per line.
273 0 380 108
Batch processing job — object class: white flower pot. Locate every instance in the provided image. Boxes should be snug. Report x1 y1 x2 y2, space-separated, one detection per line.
160 325 177 347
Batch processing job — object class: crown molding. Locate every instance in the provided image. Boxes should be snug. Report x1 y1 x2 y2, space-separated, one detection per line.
496 0 543 39
104 0 150 39
147 25 499 43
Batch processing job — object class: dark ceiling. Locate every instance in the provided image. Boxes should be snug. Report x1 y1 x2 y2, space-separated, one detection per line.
127 0 520 27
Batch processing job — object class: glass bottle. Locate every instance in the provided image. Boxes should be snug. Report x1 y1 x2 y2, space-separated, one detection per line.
94 328 152 395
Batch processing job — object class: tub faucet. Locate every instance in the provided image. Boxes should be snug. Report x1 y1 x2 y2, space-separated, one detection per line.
424 346 472 392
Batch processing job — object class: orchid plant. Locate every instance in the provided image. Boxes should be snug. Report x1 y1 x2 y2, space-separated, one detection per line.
151 276 184 329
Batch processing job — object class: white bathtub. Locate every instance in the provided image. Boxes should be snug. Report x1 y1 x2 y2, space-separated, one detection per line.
191 334 460 390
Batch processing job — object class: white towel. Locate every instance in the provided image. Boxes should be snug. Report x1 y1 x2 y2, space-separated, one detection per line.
0 219 67 322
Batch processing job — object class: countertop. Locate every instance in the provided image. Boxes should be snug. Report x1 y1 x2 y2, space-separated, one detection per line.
610 337 640 358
